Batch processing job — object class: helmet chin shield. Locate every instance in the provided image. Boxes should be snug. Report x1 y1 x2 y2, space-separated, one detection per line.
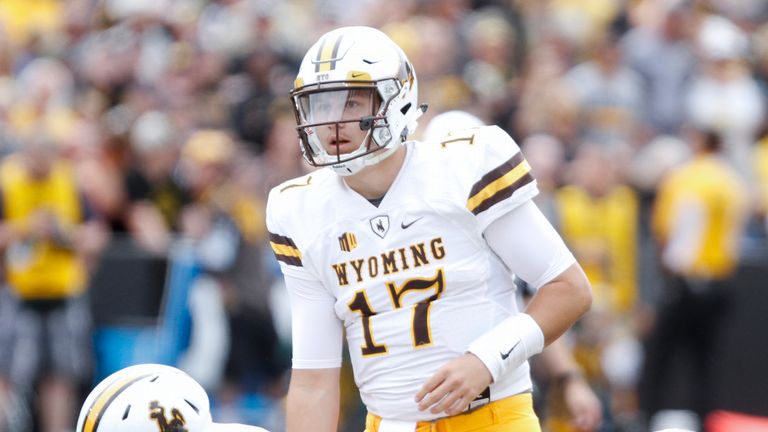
291 26 424 176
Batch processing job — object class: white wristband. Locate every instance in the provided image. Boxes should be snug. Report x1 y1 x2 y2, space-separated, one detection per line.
466 313 544 382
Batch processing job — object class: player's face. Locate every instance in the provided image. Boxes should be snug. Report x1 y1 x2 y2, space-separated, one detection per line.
300 88 377 156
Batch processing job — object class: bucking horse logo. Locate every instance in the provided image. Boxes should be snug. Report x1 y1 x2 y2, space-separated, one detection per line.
149 401 188 432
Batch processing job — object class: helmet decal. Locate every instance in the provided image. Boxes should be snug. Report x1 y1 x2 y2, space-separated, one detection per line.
80 373 152 432
312 33 345 73
149 400 188 432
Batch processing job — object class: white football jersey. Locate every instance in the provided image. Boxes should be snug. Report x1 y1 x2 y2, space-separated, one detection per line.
267 126 539 421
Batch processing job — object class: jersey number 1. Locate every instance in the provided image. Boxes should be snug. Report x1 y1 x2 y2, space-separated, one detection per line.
348 268 445 356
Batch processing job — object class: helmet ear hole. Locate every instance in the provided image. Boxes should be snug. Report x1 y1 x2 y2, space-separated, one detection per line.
400 103 412 115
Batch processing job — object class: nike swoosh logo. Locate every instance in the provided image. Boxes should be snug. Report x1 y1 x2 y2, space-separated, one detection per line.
351 72 366 78
400 217 423 229
500 340 521 360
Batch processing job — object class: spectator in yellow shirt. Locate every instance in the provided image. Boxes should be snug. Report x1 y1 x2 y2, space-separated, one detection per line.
642 128 749 424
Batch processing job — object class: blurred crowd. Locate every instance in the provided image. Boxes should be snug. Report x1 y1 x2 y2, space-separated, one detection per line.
0 0 766 431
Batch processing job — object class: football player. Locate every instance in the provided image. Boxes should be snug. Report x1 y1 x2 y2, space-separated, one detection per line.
267 26 592 432
76 364 269 432
424 111 603 432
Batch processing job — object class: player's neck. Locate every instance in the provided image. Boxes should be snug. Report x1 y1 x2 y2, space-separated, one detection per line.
343 145 407 200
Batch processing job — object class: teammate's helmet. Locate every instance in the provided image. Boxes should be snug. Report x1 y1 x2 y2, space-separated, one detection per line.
422 110 485 142
76 364 212 432
291 26 425 176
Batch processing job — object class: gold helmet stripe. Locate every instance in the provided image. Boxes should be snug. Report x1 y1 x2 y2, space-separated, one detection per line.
81 373 152 432
315 34 344 73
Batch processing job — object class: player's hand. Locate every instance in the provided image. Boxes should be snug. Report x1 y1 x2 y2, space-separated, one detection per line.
563 375 602 431
415 353 492 416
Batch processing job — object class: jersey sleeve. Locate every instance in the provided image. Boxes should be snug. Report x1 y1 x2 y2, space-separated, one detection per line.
265 186 314 281
266 184 344 368
463 126 539 231
485 200 576 289
285 272 344 368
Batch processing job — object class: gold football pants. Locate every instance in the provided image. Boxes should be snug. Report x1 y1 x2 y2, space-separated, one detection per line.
365 392 541 432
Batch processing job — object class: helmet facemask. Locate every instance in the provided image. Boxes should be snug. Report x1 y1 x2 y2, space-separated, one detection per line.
292 78 412 175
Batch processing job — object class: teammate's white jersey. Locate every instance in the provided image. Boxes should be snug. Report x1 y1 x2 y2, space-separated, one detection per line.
267 126 539 421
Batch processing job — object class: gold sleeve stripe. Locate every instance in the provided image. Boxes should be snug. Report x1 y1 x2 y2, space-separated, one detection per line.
469 152 525 198
315 34 343 73
81 373 151 432
467 153 534 215
270 242 302 259
269 231 303 267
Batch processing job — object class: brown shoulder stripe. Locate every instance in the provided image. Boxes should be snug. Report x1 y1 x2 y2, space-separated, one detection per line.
269 231 303 267
467 152 533 215
269 232 297 248
470 172 533 215
469 152 525 198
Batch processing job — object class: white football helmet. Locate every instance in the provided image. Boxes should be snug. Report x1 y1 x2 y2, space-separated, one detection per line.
291 26 425 176
76 364 212 432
